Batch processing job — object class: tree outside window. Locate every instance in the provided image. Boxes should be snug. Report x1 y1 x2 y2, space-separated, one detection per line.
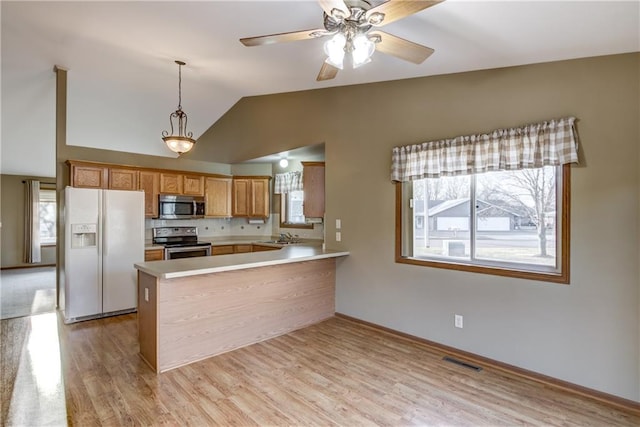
39 189 56 245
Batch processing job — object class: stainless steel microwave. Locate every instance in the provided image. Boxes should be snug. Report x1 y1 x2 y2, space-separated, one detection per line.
158 195 205 219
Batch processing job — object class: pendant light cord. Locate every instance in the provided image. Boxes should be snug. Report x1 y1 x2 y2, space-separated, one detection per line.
177 62 182 110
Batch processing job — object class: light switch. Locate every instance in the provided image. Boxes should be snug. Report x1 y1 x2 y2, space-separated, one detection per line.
336 231 341 242
144 288 149 302
336 219 341 229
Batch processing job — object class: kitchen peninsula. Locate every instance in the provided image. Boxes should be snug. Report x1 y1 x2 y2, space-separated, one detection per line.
134 245 349 372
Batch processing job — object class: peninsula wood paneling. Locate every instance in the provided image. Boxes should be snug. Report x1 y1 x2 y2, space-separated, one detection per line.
150 258 336 372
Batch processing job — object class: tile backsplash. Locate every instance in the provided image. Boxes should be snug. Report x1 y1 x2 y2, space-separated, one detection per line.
145 214 324 241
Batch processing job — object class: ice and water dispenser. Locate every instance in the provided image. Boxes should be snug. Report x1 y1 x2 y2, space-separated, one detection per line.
70 223 97 248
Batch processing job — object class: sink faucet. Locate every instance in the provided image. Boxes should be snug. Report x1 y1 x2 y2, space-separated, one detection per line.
279 233 299 243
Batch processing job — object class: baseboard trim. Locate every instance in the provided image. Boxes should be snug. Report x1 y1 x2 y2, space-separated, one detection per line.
1 264 56 271
335 312 640 415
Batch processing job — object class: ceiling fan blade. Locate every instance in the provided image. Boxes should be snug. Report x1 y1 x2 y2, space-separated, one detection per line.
366 0 444 27
318 0 351 20
317 62 340 81
371 31 434 64
240 28 327 47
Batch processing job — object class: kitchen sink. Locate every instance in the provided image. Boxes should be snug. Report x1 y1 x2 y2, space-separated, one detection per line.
260 240 299 245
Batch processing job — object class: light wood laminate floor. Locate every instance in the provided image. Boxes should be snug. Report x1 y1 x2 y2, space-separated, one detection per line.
3 312 639 426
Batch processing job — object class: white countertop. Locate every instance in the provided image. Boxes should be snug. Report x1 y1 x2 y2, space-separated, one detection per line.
135 245 349 280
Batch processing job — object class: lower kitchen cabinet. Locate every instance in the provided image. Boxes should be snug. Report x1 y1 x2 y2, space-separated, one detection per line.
234 244 253 253
211 245 234 256
252 244 280 252
145 249 164 261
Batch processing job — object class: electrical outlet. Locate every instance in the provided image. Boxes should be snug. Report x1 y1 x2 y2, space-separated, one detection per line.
454 314 463 329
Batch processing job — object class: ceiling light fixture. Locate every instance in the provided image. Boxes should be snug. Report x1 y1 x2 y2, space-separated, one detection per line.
162 60 196 155
279 158 289 168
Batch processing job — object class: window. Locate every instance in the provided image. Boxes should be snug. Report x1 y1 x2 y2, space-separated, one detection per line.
284 190 305 225
39 188 56 245
392 117 578 284
397 164 569 283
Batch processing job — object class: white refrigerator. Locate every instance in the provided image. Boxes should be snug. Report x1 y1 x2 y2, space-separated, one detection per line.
63 187 144 323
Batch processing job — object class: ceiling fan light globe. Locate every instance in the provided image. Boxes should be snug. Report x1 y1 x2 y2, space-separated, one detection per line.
324 33 346 69
352 34 375 68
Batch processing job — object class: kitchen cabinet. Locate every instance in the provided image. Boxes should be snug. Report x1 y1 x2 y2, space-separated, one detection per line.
183 174 205 196
252 244 280 252
302 162 325 218
160 173 183 194
205 177 232 217
144 249 164 261
138 171 160 218
232 177 270 218
109 168 138 191
68 161 108 189
211 245 234 256
234 244 253 253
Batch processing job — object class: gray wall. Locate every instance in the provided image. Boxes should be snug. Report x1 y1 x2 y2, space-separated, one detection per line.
199 53 640 401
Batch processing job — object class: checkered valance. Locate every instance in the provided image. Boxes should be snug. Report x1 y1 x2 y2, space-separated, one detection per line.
274 171 303 194
391 117 579 182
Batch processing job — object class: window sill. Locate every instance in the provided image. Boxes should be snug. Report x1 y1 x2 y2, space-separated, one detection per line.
279 222 313 230
395 256 569 284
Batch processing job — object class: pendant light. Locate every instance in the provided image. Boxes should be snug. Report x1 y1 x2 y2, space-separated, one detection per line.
162 60 196 155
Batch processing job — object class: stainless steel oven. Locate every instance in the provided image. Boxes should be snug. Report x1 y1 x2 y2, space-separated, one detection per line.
152 226 212 259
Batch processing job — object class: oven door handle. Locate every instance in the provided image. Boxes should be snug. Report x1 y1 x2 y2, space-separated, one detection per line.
164 245 212 258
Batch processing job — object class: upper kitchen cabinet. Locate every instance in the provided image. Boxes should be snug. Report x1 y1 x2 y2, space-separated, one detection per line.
68 161 108 189
159 172 183 194
205 177 232 217
302 162 325 219
232 177 270 218
160 172 204 196
108 167 139 191
183 174 205 196
138 171 160 218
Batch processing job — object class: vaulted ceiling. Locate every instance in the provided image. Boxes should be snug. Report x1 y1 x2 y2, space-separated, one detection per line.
2 1 638 177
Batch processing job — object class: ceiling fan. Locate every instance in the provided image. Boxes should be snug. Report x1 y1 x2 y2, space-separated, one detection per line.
240 0 444 81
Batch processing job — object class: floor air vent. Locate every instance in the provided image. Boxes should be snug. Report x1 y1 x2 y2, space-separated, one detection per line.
443 356 483 372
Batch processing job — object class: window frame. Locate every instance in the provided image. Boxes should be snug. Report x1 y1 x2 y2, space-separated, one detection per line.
395 164 571 284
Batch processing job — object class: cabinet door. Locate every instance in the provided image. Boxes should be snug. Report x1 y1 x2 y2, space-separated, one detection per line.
250 178 270 218
302 162 325 218
109 168 138 191
211 245 234 256
183 174 204 196
205 177 232 217
232 179 250 216
138 171 160 218
160 173 183 194
234 244 253 253
144 249 164 261
71 165 107 189
252 244 280 252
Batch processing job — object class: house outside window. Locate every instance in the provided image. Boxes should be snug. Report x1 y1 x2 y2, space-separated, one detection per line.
406 165 563 278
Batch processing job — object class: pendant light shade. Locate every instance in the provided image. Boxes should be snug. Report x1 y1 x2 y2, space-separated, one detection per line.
162 60 196 155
